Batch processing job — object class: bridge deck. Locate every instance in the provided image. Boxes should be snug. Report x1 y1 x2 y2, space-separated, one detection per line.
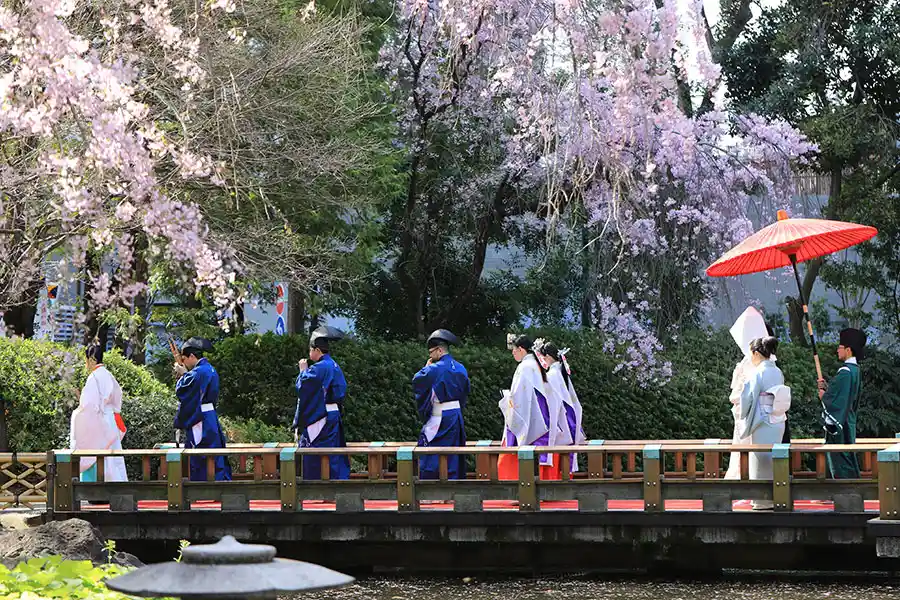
72 498 880 512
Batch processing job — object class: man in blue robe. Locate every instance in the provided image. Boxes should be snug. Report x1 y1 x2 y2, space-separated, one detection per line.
413 329 469 479
293 327 350 480
174 337 232 481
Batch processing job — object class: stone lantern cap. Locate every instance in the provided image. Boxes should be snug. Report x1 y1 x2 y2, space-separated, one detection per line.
105 536 355 599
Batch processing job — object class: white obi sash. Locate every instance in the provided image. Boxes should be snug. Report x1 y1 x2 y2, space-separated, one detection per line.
306 404 341 444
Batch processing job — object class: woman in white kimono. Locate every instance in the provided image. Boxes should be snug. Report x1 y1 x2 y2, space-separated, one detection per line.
70 344 128 482
498 335 560 480
725 307 769 480
537 342 586 473
740 336 791 510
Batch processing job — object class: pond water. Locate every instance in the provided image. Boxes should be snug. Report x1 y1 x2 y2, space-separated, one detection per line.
299 575 900 600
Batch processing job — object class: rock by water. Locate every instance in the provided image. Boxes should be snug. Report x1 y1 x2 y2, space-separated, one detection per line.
0 518 142 568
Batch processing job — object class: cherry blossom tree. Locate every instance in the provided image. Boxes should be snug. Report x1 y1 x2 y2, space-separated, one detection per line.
379 0 817 384
1 0 394 344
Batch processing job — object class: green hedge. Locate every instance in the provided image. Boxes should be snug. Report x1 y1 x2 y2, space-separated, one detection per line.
0 338 175 452
207 329 900 443
5 330 900 455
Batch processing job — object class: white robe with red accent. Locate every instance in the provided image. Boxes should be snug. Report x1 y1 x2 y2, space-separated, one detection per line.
70 365 128 482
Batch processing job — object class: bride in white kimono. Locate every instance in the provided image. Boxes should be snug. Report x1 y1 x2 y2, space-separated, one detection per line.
70 344 128 482
725 307 770 480
740 336 791 510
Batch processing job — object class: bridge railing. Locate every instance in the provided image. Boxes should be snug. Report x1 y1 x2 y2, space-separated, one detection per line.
31 439 900 516
151 438 897 482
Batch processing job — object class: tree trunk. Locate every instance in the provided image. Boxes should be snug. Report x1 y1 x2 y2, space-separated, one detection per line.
129 235 150 365
580 223 595 328
4 294 39 338
233 303 245 335
785 257 823 346
288 285 305 334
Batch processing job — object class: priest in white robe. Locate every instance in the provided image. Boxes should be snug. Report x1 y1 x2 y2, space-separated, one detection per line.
538 341 585 473
498 334 558 480
70 343 128 482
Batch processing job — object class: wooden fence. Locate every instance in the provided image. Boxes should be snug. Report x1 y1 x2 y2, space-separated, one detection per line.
22 438 900 517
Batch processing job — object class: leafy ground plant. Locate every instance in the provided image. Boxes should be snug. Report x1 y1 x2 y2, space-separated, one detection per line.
0 539 181 599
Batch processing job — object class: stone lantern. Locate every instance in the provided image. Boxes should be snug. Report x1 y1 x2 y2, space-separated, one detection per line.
105 536 354 599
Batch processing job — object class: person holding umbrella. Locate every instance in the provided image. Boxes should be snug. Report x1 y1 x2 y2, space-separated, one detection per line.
707 209 877 384
174 337 232 481
413 329 470 480
819 328 866 479
293 326 350 480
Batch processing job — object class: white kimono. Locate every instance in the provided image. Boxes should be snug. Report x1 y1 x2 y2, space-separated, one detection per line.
548 363 586 469
740 359 790 485
724 307 768 480
499 354 554 464
546 362 581 464
70 365 128 482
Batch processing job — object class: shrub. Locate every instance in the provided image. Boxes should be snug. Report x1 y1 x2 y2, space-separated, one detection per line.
0 555 176 599
204 328 900 444
0 338 175 453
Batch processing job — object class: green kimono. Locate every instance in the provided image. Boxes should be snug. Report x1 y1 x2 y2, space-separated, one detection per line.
822 360 862 479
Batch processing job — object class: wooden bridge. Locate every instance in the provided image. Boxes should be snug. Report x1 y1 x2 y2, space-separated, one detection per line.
6 438 900 573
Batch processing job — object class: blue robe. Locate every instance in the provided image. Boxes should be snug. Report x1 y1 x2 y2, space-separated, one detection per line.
413 354 469 479
175 358 232 481
293 354 350 480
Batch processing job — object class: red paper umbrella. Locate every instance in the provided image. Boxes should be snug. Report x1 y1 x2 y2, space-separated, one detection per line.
707 210 877 379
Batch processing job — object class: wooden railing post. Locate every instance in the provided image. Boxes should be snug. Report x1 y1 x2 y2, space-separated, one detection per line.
167 449 184 511
475 440 493 480
878 444 900 519
773 443 792 512
53 451 74 512
45 450 56 516
703 439 720 479
158 443 175 479
587 440 605 479
262 442 279 479
518 446 538 512
368 442 386 480
643 444 662 512
397 447 417 512
280 448 298 512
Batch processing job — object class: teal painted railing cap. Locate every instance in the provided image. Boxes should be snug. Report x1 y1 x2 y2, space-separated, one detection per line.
772 443 790 459
878 444 900 463
397 446 416 461
279 447 296 461
518 445 536 459
642 444 661 460
166 449 183 463
369 441 386 447
55 450 72 463
263 442 279 448
475 440 493 446
588 439 605 446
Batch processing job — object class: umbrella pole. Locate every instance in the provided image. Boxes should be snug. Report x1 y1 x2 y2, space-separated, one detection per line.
789 253 824 381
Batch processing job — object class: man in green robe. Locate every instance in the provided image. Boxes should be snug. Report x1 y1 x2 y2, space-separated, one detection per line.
819 328 866 479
